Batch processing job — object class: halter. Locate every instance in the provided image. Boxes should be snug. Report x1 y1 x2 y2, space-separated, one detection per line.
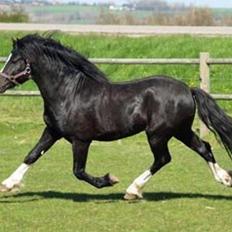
0 60 31 85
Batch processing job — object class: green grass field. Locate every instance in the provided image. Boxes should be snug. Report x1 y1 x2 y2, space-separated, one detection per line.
0 32 232 231
25 4 154 24
26 4 103 24
0 97 232 232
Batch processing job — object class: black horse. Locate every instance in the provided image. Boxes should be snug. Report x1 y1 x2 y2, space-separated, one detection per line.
0 35 232 200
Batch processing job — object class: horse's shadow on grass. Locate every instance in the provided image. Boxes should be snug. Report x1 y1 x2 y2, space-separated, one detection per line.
1 191 232 203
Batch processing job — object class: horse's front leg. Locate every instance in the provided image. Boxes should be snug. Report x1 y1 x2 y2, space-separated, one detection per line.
72 140 119 188
0 127 60 192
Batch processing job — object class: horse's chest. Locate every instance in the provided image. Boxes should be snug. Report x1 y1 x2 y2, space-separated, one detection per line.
44 106 72 133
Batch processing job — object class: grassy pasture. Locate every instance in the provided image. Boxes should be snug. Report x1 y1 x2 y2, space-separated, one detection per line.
0 98 232 232
0 32 232 231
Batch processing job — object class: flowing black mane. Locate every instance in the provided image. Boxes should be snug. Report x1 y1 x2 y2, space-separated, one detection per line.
15 34 109 83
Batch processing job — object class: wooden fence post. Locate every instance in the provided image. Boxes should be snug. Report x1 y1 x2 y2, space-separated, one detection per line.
199 52 210 137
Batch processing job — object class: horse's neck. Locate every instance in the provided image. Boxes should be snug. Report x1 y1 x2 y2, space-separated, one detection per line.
33 65 102 105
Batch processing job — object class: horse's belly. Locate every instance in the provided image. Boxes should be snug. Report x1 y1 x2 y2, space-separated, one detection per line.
93 114 147 141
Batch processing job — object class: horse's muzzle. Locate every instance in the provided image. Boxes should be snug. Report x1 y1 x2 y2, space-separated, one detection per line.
0 62 31 93
0 74 13 93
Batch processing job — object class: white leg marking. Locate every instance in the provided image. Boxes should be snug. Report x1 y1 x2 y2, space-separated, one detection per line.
124 170 152 199
0 53 12 72
208 162 220 182
208 162 232 187
1 163 30 190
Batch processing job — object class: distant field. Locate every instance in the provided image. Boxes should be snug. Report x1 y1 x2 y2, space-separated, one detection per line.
23 4 232 24
25 4 152 24
213 8 232 17
26 4 103 24
0 32 232 231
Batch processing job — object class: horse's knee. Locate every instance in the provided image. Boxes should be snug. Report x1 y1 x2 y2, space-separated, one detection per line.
24 150 45 165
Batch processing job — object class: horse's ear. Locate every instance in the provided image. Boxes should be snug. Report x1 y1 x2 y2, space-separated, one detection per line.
12 38 21 48
12 38 17 48
13 38 24 49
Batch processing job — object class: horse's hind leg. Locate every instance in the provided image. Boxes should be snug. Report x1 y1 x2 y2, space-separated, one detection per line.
175 130 232 187
124 134 172 200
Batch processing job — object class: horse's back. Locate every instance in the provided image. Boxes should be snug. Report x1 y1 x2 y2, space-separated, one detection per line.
109 75 195 136
111 75 194 110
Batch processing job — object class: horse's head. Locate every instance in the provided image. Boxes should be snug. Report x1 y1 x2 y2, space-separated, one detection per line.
0 39 31 93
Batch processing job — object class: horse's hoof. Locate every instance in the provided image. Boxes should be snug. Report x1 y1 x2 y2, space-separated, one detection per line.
225 170 232 187
109 174 119 186
0 184 21 193
0 184 11 192
10 185 20 193
123 192 143 200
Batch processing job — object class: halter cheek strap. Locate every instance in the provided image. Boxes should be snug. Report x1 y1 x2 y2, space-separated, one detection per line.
0 60 31 85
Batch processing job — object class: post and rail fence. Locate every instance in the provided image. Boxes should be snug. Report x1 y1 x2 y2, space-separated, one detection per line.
1 52 232 137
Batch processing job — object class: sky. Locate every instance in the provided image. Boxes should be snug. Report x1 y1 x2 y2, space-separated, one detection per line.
58 0 232 8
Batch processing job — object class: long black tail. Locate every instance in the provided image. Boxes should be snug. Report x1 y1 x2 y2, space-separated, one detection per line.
191 87 232 160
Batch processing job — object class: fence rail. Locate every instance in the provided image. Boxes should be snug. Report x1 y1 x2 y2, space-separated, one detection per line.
1 52 232 136
1 53 232 100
